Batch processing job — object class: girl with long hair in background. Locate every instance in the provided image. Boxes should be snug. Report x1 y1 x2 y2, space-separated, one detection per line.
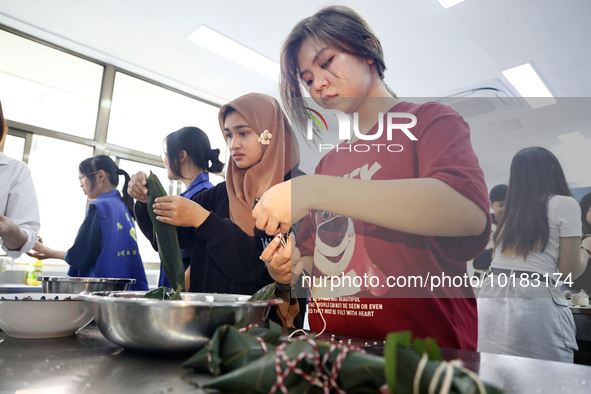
478 146 590 362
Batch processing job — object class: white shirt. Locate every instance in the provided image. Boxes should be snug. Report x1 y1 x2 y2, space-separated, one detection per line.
491 194 581 274
0 153 40 258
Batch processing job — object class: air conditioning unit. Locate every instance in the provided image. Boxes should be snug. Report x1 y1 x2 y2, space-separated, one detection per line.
438 79 524 119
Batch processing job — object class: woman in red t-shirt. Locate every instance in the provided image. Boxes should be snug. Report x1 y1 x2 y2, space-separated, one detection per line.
255 6 490 350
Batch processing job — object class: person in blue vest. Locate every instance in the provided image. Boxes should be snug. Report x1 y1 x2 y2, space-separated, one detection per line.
28 155 148 290
150 126 224 288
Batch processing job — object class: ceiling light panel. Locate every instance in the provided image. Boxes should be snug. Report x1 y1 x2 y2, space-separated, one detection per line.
437 0 466 9
187 25 279 81
502 63 556 109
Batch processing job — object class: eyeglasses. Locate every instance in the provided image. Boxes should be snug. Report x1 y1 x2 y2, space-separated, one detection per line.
78 172 98 181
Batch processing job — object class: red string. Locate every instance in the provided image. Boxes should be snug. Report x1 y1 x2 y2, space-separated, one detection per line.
256 336 268 355
269 337 324 394
204 323 366 393
238 323 259 333
268 337 366 394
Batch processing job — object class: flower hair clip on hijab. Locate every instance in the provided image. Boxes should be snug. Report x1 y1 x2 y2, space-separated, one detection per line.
258 129 272 145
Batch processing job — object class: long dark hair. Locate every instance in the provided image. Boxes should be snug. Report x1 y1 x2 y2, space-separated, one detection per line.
280 5 396 135
164 126 224 178
579 192 591 235
79 155 135 220
495 147 572 258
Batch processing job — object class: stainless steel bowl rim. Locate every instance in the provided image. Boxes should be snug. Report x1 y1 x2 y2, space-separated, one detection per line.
37 276 136 284
79 291 283 307
0 293 83 302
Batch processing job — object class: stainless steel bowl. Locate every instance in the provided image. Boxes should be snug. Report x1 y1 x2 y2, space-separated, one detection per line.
79 291 282 352
38 277 135 294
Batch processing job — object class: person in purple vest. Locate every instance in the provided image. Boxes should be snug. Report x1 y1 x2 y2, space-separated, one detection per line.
28 155 148 290
136 126 224 289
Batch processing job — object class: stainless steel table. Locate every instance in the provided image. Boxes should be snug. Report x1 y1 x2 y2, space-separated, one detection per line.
0 324 209 393
1 325 591 393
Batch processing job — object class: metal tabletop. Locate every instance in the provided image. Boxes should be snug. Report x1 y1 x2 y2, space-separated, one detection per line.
1 325 591 393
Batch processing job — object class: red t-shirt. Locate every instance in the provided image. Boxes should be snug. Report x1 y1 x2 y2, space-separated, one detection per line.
297 101 491 350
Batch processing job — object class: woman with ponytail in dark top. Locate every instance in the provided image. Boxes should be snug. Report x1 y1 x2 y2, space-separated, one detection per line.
29 155 148 290
136 126 224 288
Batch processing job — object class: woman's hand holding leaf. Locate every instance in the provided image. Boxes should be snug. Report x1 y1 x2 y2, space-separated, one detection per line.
153 195 210 228
127 171 149 203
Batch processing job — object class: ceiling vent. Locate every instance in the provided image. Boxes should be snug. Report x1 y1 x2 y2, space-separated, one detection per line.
438 79 524 119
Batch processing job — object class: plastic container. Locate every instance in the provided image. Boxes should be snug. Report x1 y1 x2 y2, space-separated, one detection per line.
0 256 12 272
25 260 43 286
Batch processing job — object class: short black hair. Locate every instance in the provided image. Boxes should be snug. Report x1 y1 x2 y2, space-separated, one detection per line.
489 184 508 203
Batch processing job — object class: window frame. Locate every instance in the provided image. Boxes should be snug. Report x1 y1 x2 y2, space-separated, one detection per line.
0 25 223 264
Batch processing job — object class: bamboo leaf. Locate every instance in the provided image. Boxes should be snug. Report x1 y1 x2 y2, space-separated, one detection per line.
143 286 175 300
424 337 442 361
248 282 277 301
146 171 185 291
384 331 412 394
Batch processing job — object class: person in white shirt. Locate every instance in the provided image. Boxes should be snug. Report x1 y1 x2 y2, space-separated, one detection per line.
0 100 40 258
478 146 590 362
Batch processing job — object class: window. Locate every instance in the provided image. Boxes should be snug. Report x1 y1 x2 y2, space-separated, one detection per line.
1 134 26 161
26 136 94 258
0 30 103 138
1 27 226 271
107 73 225 162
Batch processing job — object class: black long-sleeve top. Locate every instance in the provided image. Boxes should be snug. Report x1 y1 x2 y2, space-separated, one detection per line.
135 169 304 295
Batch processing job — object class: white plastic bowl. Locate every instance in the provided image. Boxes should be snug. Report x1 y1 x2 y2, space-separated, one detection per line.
0 293 94 338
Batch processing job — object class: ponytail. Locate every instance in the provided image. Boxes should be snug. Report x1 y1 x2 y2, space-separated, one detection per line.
118 168 135 220
207 148 224 173
164 127 225 177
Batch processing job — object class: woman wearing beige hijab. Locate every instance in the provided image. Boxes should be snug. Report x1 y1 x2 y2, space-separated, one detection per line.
130 93 303 324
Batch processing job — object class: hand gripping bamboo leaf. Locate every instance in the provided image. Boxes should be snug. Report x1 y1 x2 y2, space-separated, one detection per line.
146 171 185 291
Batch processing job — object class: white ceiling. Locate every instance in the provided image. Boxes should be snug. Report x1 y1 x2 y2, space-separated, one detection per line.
0 0 590 189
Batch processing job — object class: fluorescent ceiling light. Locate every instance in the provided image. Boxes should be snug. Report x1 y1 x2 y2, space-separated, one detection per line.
502 63 556 109
187 25 279 81
557 131 584 145
437 0 466 9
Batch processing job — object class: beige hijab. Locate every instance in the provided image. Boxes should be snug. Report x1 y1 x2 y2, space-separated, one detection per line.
219 93 300 236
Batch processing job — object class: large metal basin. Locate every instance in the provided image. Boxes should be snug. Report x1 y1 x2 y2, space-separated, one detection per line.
79 291 282 352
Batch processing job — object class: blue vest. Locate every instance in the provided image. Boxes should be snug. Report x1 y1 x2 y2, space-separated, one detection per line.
71 190 148 290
